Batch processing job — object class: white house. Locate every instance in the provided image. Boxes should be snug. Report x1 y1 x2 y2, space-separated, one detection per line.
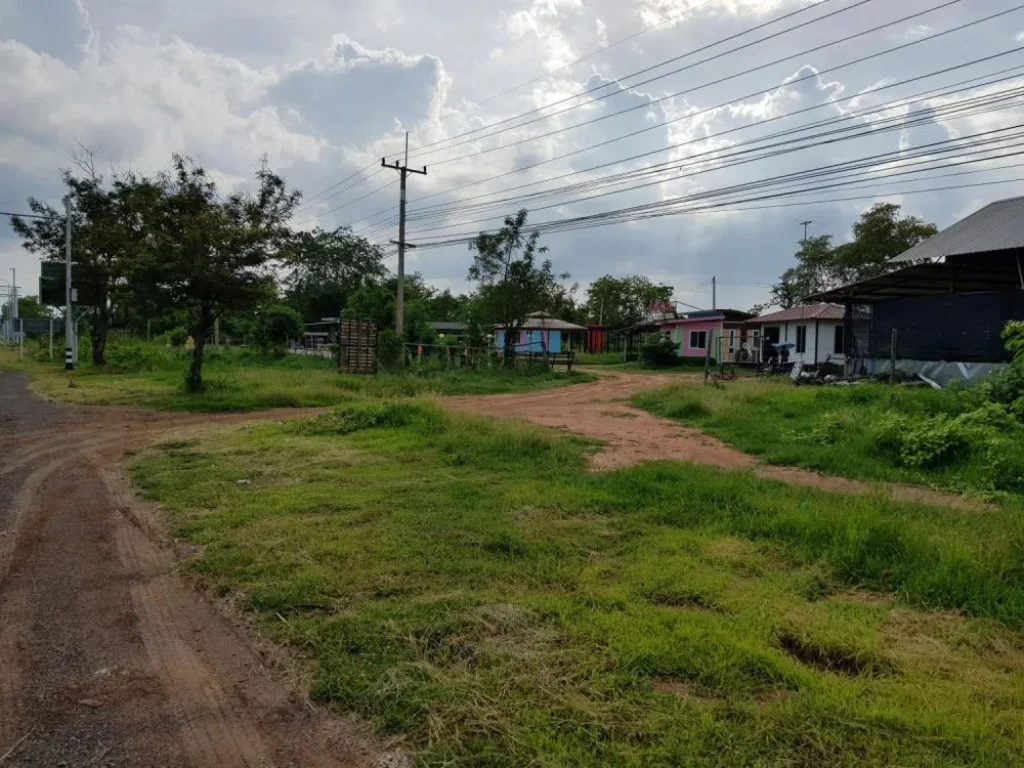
744 304 850 366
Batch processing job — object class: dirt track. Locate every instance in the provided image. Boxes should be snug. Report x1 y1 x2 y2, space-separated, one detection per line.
446 370 983 511
0 373 390 768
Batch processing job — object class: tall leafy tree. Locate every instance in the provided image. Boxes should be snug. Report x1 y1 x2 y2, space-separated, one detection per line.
584 275 673 328
138 155 300 392
10 157 157 364
281 227 386 321
468 209 561 361
765 203 938 311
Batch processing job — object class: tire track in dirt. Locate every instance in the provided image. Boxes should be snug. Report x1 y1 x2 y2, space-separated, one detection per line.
445 371 984 511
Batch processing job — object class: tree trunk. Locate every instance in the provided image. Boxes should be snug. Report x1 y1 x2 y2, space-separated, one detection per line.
186 307 213 393
91 316 108 366
503 326 517 369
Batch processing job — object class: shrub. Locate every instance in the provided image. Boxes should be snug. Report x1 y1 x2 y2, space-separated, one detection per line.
253 304 303 354
292 402 445 436
641 339 685 368
168 327 188 347
377 330 403 370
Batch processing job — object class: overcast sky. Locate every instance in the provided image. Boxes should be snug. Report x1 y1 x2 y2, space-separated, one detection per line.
3 0 1024 313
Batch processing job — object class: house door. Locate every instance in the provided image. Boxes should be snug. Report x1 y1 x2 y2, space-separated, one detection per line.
764 327 781 344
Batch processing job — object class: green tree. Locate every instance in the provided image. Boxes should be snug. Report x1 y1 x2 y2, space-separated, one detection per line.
281 227 386 321
138 155 300 393
468 210 562 361
254 304 303 353
10 158 158 364
1 296 51 322
831 203 938 284
584 275 673 328
766 204 937 310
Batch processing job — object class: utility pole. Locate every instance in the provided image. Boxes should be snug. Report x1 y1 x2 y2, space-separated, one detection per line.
799 220 813 243
711 276 716 311
382 132 427 342
64 195 74 371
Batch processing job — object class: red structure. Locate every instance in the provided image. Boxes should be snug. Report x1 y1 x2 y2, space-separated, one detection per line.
585 324 608 353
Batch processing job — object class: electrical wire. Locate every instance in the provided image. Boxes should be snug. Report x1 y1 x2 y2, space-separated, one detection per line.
396 82 1024 227
402 116 1024 237
407 0 860 157
353 52 1024 235
422 0 981 167
370 8 1023 222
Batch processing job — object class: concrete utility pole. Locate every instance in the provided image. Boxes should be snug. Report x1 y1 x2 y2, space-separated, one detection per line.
382 132 427 342
711 276 716 311
800 220 813 243
64 195 74 371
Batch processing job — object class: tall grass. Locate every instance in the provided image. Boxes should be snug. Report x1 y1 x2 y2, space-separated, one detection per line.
131 399 1024 765
634 380 1024 497
1 341 592 411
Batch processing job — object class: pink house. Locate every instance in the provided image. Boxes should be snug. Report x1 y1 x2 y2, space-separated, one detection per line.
654 310 757 361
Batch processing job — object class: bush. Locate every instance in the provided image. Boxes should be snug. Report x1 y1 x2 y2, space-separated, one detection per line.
377 330 403 370
168 327 188 347
253 304 303 353
641 338 685 368
871 404 1017 470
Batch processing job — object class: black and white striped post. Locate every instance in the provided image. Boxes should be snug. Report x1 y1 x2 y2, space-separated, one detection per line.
64 195 74 371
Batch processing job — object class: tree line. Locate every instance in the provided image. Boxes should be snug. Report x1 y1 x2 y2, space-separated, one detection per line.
10 154 676 388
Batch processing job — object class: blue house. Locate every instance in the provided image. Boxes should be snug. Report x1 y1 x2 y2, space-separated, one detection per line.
494 311 587 354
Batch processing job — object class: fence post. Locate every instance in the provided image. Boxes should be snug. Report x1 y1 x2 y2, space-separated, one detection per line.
49 317 53 360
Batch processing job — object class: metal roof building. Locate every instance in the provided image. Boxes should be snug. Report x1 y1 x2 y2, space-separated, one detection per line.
809 196 1024 378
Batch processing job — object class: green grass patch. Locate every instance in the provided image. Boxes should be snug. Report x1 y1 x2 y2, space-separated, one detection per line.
0 342 592 412
130 399 1024 766
634 380 1024 498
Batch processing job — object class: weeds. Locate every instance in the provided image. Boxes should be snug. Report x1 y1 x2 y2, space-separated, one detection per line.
1 341 592 412
635 380 1024 496
130 398 1024 766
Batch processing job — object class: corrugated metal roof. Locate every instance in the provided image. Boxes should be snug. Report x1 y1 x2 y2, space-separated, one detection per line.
518 311 588 332
894 196 1024 263
746 303 847 324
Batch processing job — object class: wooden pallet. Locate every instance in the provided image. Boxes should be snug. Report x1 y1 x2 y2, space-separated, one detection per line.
338 320 377 375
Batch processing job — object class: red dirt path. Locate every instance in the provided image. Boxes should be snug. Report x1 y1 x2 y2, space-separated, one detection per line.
445 370 983 511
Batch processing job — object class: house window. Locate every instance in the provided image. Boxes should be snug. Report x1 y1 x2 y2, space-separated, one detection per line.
728 329 736 353
834 325 845 355
795 325 807 354
689 330 707 350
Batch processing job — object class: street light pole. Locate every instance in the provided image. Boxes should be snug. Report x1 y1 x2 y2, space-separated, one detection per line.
64 196 74 371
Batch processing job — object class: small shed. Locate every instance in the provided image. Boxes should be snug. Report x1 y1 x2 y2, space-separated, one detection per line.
494 311 587 354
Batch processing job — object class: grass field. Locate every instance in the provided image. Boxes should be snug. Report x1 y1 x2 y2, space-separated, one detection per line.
0 343 591 412
131 398 1024 766
634 379 1024 498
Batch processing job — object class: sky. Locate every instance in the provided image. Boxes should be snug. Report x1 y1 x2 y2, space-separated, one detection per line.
2 0 1024 314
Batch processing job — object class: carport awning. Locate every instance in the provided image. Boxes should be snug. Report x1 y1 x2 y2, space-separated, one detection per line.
809 250 1024 304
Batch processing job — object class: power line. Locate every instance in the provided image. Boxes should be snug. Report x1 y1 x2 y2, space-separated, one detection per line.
385 7 1023 219
422 0 976 166
408 0 858 157
0 210 61 220
353 53 1024 235
403 117 1024 238
404 149 1024 248
396 81 1024 228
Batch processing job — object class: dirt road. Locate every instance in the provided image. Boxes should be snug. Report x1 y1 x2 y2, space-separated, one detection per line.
446 370 982 511
0 373 389 768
